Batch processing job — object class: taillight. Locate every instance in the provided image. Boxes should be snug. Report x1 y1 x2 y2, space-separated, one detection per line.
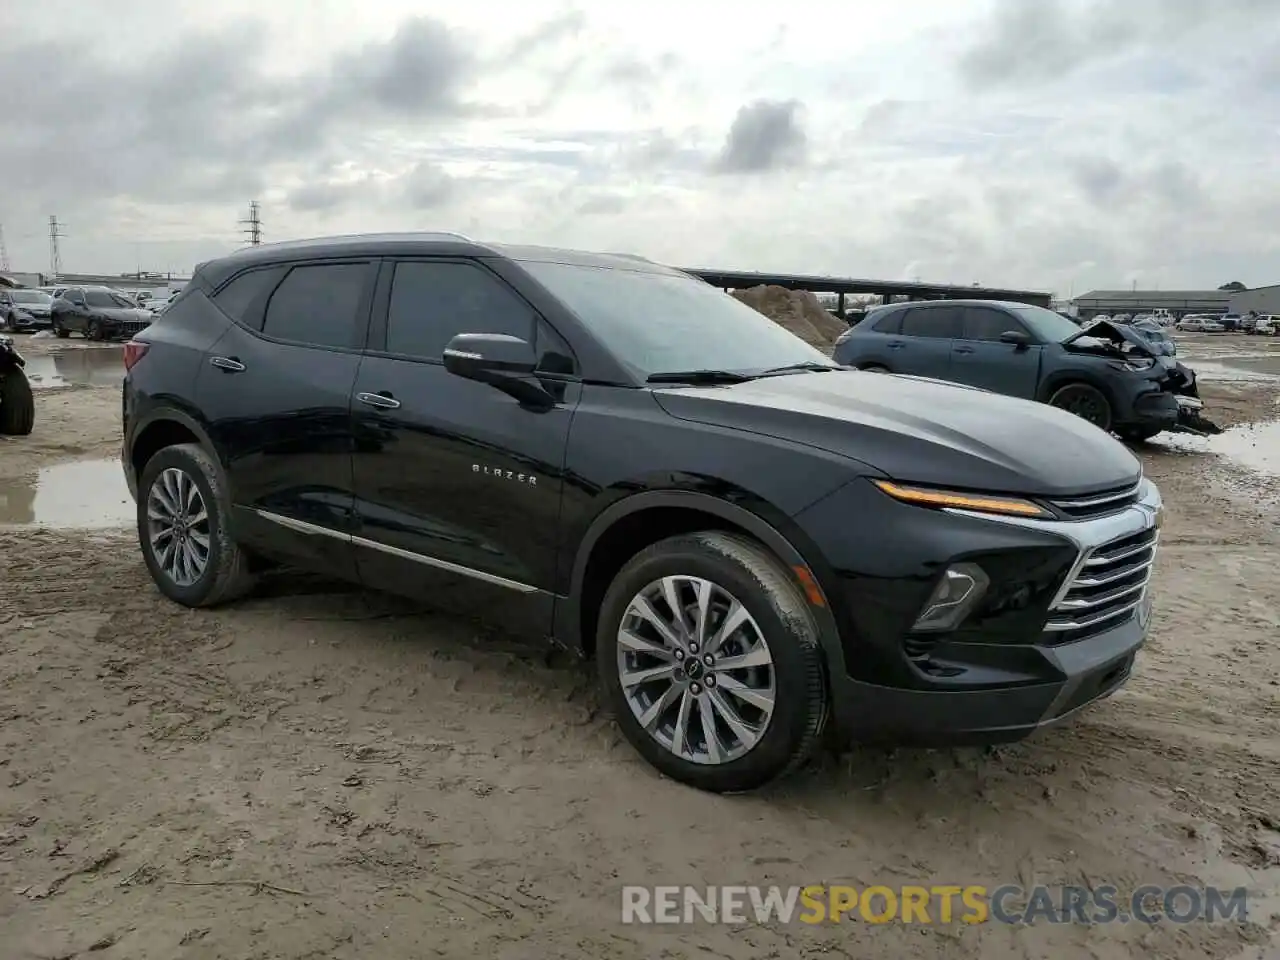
123 340 149 372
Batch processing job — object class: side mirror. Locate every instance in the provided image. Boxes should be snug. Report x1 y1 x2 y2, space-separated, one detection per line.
443 333 554 408
999 330 1031 349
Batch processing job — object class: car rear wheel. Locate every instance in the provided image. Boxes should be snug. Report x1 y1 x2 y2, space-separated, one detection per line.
597 531 828 793
137 443 256 608
52 321 70 339
0 368 35 436
1048 382 1113 431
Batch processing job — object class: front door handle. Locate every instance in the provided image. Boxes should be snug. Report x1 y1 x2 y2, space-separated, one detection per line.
357 391 401 410
887 341 906 349
209 356 246 373
954 345 975 354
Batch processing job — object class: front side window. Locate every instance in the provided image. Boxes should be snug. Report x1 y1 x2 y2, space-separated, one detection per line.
517 260 831 377
385 261 536 361
963 307 1024 342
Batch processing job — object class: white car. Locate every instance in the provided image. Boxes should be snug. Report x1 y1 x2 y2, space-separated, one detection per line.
1255 315 1279 336
1176 317 1207 332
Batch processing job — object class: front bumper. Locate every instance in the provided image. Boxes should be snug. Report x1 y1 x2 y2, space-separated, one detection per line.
794 476 1162 744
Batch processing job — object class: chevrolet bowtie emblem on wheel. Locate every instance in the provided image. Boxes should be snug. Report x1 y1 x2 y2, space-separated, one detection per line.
473 464 537 486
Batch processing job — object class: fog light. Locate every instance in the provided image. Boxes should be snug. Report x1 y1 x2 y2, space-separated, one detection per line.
911 563 990 632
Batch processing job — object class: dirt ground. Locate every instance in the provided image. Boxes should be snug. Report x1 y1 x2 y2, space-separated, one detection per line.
2 335 1278 960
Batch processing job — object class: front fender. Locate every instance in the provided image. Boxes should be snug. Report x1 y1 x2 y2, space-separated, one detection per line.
557 488 849 683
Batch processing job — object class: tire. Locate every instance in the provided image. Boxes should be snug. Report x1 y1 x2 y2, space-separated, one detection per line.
596 531 828 793
53 321 70 339
136 442 256 608
1117 425 1161 444
859 364 890 373
85 319 100 341
1048 382 1113 431
0 368 36 436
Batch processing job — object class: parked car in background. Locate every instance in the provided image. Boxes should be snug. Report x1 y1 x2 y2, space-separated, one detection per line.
1176 315 1224 332
51 286 154 340
833 300 1210 442
1219 314 1242 332
1129 318 1176 356
0 289 55 332
1253 315 1278 336
121 233 1165 793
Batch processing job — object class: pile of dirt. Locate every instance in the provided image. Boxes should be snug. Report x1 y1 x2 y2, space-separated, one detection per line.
731 285 848 353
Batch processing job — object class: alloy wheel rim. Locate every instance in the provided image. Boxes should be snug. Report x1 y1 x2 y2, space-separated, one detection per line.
616 576 776 765
146 467 211 587
1058 390 1107 425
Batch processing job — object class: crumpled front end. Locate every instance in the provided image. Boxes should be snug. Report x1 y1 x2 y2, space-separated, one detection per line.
1068 321 1223 436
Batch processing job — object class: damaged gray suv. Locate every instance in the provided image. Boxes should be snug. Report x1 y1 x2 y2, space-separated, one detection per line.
834 300 1219 441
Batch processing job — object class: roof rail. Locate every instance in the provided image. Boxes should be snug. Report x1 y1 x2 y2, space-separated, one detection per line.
422 231 474 242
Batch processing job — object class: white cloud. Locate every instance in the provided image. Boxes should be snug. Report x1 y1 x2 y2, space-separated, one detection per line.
2 0 1278 296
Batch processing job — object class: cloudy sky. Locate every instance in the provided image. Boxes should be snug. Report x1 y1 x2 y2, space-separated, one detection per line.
3 0 1278 295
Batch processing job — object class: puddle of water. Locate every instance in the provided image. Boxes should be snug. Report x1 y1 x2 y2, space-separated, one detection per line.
1152 420 1280 479
0 458 135 528
22 348 126 389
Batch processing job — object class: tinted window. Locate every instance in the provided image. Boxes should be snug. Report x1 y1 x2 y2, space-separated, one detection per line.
213 266 287 328
385 261 536 361
871 310 902 334
900 305 962 338
262 263 369 349
1007 304 1084 343
963 307 1024 342
85 290 125 308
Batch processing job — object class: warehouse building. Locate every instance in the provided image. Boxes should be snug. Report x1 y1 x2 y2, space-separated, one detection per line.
1228 283 1280 316
1071 289 1232 320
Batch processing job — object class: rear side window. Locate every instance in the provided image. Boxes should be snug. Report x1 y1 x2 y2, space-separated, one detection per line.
385 260 536 361
871 310 902 334
262 263 370 349
211 266 287 329
900 306 961 338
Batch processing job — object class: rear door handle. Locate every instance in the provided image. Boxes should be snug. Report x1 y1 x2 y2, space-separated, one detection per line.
887 341 906 349
357 391 401 410
954 345 975 354
209 356 245 373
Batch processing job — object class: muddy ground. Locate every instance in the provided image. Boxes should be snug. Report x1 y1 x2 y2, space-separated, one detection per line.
1 334 1278 960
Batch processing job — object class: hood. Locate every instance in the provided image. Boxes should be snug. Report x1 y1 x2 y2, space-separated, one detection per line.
652 370 1141 498
90 306 150 320
1065 319 1174 358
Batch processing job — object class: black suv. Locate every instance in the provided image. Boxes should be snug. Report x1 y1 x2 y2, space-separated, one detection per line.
122 233 1164 793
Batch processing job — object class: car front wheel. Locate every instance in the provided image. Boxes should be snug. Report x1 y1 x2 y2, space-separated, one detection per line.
597 531 828 793
1048 382 1113 431
137 443 256 607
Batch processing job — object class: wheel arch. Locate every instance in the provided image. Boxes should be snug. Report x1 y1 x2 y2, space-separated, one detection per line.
129 407 222 484
1037 369 1119 410
557 490 848 680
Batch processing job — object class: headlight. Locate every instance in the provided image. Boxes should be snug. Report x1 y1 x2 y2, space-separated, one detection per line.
1109 357 1155 372
872 479 1053 519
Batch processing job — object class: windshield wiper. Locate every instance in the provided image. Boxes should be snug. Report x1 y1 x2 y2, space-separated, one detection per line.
646 369 757 385
757 361 842 376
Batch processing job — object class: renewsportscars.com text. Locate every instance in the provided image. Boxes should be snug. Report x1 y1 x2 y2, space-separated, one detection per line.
621 884 1249 925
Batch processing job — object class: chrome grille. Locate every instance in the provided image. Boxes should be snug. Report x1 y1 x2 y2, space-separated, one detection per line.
1044 525 1158 643
1048 481 1142 520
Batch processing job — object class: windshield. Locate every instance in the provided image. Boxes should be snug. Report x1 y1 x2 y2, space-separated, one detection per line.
84 290 133 308
11 290 51 304
518 261 833 378
1008 303 1088 343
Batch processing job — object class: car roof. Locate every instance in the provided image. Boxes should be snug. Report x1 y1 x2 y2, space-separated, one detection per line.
877 298 1042 311
197 232 691 288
